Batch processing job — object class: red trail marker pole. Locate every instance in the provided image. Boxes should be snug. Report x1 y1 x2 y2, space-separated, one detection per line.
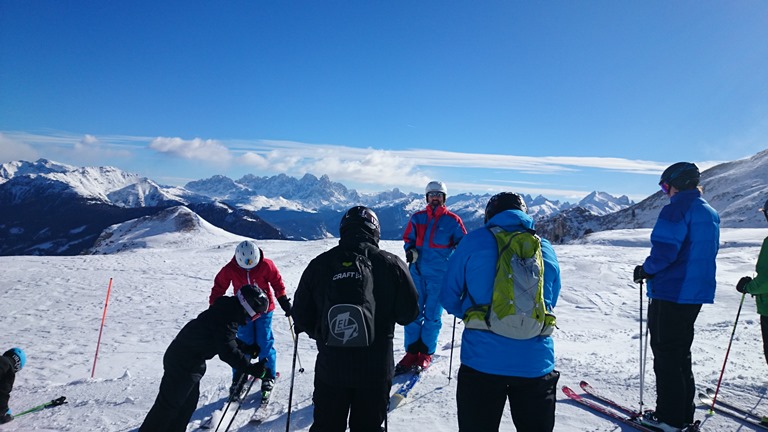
91 278 113 378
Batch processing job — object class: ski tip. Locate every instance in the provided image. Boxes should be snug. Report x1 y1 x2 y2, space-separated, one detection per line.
388 394 405 412
561 386 580 399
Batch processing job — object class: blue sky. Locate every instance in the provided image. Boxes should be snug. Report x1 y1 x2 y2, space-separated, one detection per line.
1 1 767 203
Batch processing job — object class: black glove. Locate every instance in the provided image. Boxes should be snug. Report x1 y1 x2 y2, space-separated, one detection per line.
246 359 269 379
0 413 12 424
236 338 261 358
736 276 753 294
633 265 653 283
406 248 419 264
277 295 292 317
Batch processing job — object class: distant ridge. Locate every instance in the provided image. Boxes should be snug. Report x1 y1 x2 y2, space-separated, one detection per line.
11 149 768 253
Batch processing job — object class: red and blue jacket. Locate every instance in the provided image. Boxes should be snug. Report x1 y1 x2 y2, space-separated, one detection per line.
403 204 466 277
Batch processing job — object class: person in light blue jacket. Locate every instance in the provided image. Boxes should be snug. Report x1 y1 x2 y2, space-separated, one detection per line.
633 162 720 432
441 192 561 432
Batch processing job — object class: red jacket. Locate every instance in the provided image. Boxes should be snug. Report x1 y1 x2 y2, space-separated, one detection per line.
209 256 287 314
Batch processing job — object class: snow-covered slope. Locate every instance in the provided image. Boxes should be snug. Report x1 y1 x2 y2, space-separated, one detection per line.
90 206 244 254
1 229 767 431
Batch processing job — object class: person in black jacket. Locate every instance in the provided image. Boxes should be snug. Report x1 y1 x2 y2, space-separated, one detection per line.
0 348 26 424
140 285 271 432
293 206 420 432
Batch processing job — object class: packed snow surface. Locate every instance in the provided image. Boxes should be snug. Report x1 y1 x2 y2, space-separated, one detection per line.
2 228 768 431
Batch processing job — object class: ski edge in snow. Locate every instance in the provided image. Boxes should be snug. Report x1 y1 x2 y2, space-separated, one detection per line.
562 385 659 432
699 391 768 430
579 380 641 417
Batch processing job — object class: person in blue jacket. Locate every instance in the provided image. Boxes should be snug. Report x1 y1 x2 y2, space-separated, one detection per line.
440 192 561 432
398 180 466 372
633 162 720 432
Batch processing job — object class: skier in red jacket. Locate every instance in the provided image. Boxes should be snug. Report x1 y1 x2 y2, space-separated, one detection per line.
209 240 292 400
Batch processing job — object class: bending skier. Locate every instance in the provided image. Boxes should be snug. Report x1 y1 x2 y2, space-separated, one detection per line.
140 285 270 432
0 348 26 424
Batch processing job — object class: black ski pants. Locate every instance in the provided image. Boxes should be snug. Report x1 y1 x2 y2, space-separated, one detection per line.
140 348 206 432
309 375 390 432
456 364 560 432
648 298 701 428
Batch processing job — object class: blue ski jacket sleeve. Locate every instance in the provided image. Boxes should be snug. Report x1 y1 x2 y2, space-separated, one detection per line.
440 209 561 378
642 189 720 304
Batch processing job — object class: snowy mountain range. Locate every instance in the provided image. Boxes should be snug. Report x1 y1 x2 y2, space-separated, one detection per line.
535 148 768 243
4 148 766 256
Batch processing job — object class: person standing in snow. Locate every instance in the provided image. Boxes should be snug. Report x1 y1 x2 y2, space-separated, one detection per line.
440 193 561 431
0 348 26 425
736 197 768 366
209 240 291 400
292 206 419 431
398 180 466 373
140 286 269 432
633 162 720 432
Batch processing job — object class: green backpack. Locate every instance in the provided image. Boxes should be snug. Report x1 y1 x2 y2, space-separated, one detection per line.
463 227 556 340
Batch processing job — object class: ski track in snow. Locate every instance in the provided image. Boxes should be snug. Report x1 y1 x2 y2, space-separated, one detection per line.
1 232 768 431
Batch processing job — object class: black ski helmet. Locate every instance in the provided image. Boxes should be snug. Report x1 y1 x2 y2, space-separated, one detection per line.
659 162 700 191
484 192 528 223
237 285 269 320
339 205 380 242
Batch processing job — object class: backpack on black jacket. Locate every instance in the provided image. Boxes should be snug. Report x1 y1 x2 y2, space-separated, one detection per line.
319 248 376 347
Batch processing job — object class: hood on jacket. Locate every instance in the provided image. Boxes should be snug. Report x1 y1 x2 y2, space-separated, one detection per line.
486 209 535 232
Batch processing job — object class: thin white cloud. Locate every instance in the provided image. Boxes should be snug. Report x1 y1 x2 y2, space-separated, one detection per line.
0 130 733 199
0 133 39 162
149 137 232 163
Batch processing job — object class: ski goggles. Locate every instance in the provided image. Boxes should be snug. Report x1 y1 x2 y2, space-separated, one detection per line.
659 182 671 195
427 191 444 198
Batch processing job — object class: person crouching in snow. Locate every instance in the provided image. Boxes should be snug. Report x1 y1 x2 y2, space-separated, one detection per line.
209 240 291 400
0 348 26 424
140 285 270 432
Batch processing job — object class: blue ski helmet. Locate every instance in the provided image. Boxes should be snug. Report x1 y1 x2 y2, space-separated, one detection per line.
3 347 26 372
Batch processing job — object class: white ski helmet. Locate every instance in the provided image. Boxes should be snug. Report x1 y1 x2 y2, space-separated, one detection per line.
235 240 261 269
425 181 447 198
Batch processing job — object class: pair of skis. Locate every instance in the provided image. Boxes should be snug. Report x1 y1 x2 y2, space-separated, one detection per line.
563 380 701 431
698 387 768 430
199 373 278 430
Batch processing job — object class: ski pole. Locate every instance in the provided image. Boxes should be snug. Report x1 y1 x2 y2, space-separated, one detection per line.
639 280 645 415
448 316 457 383
287 316 304 373
709 291 746 414
221 374 259 432
91 277 113 378
15 396 67 417
214 372 249 432
286 332 299 432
